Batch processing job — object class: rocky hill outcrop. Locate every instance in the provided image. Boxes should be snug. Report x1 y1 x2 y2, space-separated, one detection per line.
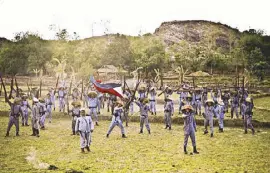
154 20 241 49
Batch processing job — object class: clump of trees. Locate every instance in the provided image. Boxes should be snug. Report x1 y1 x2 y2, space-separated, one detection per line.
0 27 269 82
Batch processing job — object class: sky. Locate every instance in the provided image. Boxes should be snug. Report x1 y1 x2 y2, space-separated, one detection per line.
0 0 269 40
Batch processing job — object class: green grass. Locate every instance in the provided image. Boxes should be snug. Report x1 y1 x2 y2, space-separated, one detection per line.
0 117 270 173
254 97 270 110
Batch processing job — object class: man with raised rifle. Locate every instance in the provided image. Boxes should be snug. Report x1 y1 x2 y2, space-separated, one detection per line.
5 97 23 137
194 88 202 115
21 93 32 126
222 89 230 113
1 75 23 137
231 91 240 119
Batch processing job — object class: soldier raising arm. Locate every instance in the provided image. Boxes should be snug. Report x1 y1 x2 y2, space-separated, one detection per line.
1 75 23 137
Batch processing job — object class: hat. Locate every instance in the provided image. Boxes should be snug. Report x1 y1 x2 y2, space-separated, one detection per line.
224 88 230 92
88 91 97 98
186 93 192 98
73 88 78 91
47 93 51 96
195 88 201 91
116 101 124 107
218 101 224 106
246 97 252 103
139 86 146 92
33 97 39 102
13 97 22 104
71 101 81 107
150 87 155 91
39 98 45 103
165 94 172 101
206 99 214 104
142 98 149 104
21 94 28 98
181 104 193 111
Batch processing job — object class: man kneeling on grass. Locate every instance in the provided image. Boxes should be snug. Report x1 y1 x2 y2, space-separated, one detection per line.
75 108 94 153
182 105 199 154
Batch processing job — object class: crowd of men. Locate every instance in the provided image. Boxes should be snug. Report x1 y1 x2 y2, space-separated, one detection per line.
3 79 255 154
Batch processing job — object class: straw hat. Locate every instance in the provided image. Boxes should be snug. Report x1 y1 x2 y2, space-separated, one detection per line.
218 101 224 106
39 98 45 103
116 101 124 107
181 104 193 111
21 94 28 99
71 101 81 107
139 86 146 92
186 93 192 98
246 97 252 103
33 97 39 103
88 91 97 98
13 97 22 105
195 87 201 91
206 99 214 105
142 98 149 104
150 87 156 91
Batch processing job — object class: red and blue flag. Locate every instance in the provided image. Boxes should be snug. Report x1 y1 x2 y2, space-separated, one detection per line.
90 76 123 98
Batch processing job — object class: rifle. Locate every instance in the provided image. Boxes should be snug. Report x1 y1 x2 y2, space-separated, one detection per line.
123 76 126 93
241 76 245 102
0 79 2 96
0 74 8 102
124 81 140 110
192 76 195 89
54 76 59 95
39 79 42 98
124 80 131 94
158 87 167 97
145 80 151 98
27 82 31 99
14 76 20 97
67 79 73 114
123 80 140 127
8 76 14 99
81 80 84 100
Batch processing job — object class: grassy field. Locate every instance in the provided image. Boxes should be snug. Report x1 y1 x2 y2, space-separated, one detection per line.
254 97 270 110
0 117 270 173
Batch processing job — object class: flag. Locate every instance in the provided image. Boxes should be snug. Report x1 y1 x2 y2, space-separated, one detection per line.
90 76 123 98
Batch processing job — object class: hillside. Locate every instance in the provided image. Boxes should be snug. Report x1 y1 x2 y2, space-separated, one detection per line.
0 20 269 81
154 20 241 48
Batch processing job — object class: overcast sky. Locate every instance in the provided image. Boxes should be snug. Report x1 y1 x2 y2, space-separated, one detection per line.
0 0 269 40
